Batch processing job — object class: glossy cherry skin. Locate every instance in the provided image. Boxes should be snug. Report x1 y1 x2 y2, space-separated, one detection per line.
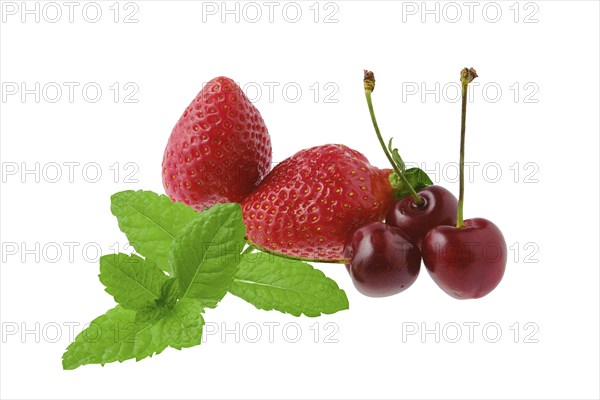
344 222 421 297
386 185 458 249
421 218 506 299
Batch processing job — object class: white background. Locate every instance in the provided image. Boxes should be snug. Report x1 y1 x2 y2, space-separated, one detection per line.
1 1 599 399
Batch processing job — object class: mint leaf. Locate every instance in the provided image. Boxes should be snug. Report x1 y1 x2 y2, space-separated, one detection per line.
111 190 198 272
135 303 169 324
389 167 433 199
157 278 179 309
229 252 350 317
99 253 168 310
62 299 204 370
136 279 180 324
170 203 246 307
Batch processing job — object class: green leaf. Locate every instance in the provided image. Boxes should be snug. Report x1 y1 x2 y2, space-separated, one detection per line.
135 279 180 324
157 278 180 309
62 299 205 370
389 167 433 199
135 303 170 325
229 252 350 317
110 190 198 272
134 304 169 324
404 167 433 190
99 253 168 310
170 203 246 307
387 138 405 173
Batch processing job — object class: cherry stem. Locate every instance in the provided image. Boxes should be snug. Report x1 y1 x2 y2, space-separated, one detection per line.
363 70 423 206
457 67 478 228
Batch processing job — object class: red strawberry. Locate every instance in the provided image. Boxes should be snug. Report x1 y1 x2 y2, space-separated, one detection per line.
241 144 394 262
162 77 272 211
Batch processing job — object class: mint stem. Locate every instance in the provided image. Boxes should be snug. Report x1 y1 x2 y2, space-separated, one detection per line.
363 70 423 206
457 67 478 229
247 241 349 264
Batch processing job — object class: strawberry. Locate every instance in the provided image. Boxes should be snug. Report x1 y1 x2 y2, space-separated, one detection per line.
162 76 272 211
241 144 394 262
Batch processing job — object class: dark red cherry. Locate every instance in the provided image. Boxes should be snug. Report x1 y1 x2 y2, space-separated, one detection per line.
344 222 421 297
386 185 458 248
421 218 506 299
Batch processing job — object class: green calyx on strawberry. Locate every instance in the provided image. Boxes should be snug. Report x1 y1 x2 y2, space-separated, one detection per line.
242 144 394 262
162 76 272 211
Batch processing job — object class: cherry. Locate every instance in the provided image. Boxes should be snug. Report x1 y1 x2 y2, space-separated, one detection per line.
422 218 506 299
386 185 457 248
421 68 507 300
344 222 421 297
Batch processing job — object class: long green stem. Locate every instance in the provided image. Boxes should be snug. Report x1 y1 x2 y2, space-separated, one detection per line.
457 67 477 228
364 71 423 205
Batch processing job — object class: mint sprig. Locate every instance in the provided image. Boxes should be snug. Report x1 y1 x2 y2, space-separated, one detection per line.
63 190 349 369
